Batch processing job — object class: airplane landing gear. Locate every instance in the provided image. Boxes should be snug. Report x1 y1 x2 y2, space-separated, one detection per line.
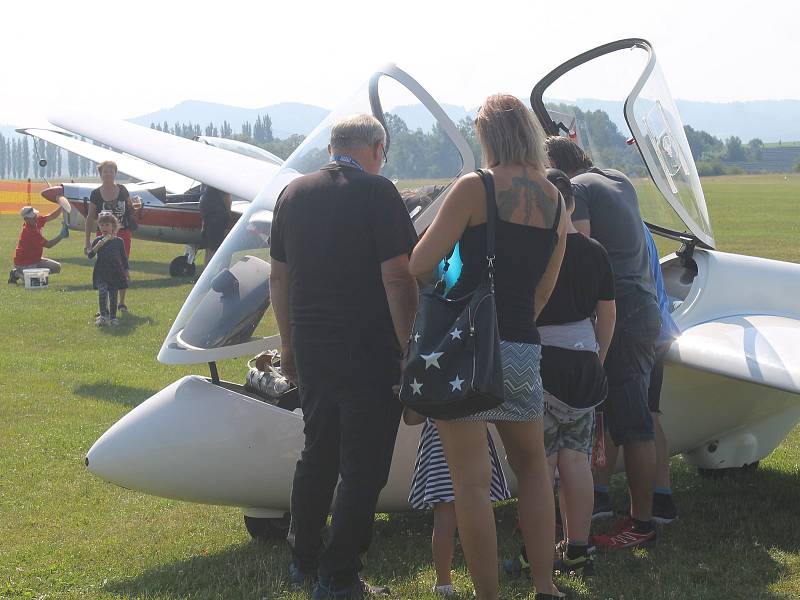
169 256 196 277
169 245 198 277
244 513 290 540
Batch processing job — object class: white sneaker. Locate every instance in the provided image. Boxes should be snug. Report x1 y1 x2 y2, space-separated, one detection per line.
434 584 454 597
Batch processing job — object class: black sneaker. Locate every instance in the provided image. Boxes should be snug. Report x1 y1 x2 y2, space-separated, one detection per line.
592 490 614 520
554 547 594 577
8 270 19 284
652 492 678 524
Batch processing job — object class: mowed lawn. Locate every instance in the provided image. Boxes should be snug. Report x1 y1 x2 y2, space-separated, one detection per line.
1 173 800 599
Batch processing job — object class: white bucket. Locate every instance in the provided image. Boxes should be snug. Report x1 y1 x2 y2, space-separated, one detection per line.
23 268 49 289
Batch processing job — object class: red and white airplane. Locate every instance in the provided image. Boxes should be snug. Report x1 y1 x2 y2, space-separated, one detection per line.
18 127 283 276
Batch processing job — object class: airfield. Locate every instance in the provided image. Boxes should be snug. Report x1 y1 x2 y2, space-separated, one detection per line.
1 173 799 599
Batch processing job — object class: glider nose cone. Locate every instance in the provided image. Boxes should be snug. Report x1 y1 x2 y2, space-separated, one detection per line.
41 185 64 203
85 375 304 508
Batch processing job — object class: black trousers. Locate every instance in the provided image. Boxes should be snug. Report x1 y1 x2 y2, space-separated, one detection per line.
288 336 402 588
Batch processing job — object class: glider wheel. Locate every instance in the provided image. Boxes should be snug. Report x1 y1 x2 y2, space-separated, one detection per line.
169 255 196 277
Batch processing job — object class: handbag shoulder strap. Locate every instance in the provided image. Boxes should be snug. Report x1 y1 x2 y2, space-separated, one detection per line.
475 169 497 289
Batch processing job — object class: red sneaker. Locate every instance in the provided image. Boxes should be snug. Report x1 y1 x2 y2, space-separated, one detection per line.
593 518 656 549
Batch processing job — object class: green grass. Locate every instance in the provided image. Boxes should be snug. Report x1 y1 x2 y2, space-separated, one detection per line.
2 174 800 599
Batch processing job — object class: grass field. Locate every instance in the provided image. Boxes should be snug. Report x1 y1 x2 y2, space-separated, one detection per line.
1 174 800 599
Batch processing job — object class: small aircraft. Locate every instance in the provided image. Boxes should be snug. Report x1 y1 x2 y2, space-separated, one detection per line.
18 127 283 276
76 42 800 539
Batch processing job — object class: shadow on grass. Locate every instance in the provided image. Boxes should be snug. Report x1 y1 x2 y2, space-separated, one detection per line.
74 380 157 406
61 277 190 292
58 256 177 277
97 313 156 336
100 461 799 600
103 542 293 599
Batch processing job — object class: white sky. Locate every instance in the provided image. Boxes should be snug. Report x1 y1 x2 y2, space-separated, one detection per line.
2 0 799 126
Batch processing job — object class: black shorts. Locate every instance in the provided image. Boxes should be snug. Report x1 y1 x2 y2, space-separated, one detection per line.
602 294 661 446
201 215 228 251
647 342 673 413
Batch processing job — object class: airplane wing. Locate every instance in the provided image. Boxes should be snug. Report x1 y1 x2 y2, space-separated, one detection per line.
17 127 195 195
230 200 251 216
668 315 800 395
49 110 281 201
196 136 283 166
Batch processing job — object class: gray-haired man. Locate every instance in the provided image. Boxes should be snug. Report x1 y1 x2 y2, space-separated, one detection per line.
269 114 418 598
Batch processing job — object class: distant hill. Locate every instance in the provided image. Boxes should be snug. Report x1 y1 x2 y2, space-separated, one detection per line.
557 98 800 143
128 100 329 139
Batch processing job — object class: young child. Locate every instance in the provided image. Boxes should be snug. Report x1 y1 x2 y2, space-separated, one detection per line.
88 212 129 326
409 418 510 597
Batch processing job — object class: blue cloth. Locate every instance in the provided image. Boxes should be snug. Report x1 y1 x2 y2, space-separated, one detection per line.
436 243 462 292
643 223 680 344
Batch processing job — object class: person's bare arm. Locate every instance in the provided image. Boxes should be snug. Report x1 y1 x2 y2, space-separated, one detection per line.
533 196 568 319
45 207 63 222
223 193 232 212
84 203 98 254
409 175 475 278
573 219 591 237
382 253 419 354
595 299 616 364
269 259 294 381
42 234 65 249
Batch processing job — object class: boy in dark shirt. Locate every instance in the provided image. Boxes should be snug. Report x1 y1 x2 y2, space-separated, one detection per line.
505 169 616 578
88 212 129 326
546 137 661 549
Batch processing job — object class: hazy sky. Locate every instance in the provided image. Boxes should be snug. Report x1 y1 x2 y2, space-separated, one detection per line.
2 0 799 126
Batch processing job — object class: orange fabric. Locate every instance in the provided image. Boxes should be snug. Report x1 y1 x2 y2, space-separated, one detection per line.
0 181 50 214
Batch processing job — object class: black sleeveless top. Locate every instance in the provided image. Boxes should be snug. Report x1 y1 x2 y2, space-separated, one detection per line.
448 175 561 344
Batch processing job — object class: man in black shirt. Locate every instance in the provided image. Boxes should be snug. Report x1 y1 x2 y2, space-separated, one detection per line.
198 185 231 264
269 114 418 598
546 137 661 550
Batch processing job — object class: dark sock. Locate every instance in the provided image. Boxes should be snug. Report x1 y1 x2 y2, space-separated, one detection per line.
566 543 589 560
632 517 654 532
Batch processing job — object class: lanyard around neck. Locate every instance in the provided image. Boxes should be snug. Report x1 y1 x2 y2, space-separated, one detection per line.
331 154 364 171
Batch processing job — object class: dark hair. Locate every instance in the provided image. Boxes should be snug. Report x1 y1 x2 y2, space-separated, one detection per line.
546 168 574 211
544 136 593 175
97 212 119 228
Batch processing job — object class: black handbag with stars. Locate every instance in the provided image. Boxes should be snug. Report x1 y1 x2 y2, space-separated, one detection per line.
399 169 504 420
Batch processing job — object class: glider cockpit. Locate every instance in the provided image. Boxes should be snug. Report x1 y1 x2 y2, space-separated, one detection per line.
158 64 475 366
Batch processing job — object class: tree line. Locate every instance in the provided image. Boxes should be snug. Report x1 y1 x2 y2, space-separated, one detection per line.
0 108 785 183
150 114 307 160
0 132 107 180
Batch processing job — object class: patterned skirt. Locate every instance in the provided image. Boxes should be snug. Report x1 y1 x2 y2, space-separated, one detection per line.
409 418 511 510
455 341 544 422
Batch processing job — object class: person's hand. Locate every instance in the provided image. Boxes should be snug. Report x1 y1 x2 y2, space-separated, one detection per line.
84 243 91 256
280 345 297 384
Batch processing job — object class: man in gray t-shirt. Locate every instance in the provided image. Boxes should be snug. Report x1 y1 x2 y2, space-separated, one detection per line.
571 168 656 300
546 136 661 550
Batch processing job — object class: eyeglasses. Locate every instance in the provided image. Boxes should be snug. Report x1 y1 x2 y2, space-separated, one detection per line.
381 142 388 166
